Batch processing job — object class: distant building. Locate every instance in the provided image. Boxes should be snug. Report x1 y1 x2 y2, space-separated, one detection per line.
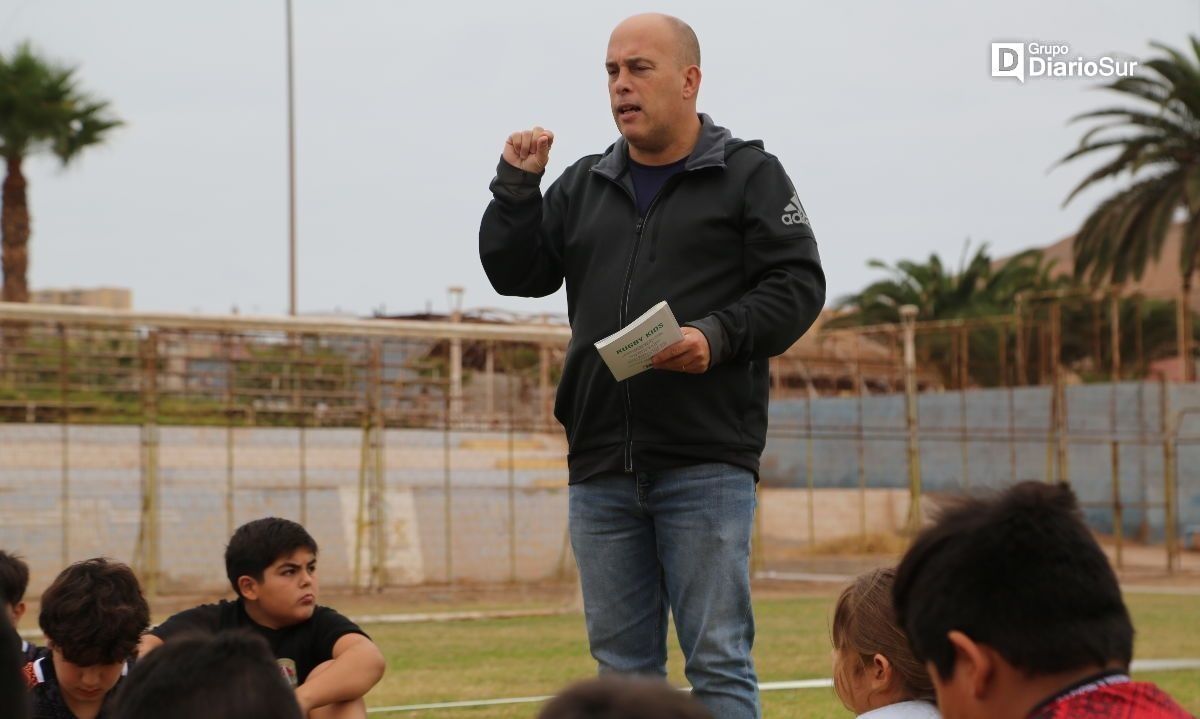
31 287 132 310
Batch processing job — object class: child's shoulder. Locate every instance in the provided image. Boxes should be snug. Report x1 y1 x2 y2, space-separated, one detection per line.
305 604 369 642
155 598 241 635
860 701 941 719
311 604 350 619
295 604 358 631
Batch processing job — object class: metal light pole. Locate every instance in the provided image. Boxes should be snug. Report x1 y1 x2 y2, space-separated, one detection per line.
286 0 298 316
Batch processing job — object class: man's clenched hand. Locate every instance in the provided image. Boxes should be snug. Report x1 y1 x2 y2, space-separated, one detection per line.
503 125 554 174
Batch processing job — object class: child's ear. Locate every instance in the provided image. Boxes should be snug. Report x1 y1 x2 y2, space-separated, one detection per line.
871 653 893 687
947 630 993 698
11 601 25 623
237 575 259 601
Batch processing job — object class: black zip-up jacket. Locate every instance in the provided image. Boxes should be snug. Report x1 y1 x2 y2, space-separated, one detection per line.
480 115 825 483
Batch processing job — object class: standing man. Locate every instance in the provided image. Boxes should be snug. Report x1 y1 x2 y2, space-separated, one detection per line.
479 13 824 719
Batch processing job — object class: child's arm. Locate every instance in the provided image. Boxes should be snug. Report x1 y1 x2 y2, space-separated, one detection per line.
294 633 385 714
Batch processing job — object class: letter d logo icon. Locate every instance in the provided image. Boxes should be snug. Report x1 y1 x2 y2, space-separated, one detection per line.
991 42 1025 83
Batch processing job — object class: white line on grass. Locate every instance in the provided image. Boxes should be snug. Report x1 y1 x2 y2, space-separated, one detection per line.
364 660 1200 714
1121 585 1200 596
351 608 571 624
759 573 1200 596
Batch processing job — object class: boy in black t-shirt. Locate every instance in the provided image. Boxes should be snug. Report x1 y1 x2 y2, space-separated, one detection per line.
139 517 385 719
0 551 43 664
25 558 150 719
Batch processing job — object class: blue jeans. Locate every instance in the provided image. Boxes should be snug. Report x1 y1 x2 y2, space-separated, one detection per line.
568 463 760 719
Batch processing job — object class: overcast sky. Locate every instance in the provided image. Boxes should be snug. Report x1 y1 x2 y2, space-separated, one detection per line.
2 0 1197 318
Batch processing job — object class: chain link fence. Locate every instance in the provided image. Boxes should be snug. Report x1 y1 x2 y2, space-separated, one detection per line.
1 296 1197 597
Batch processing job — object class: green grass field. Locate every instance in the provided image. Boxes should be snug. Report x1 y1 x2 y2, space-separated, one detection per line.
357 591 1200 718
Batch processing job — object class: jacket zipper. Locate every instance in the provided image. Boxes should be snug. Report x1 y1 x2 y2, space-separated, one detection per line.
617 175 684 472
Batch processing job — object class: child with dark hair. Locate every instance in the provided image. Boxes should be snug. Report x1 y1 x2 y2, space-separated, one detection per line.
2 610 31 719
25 558 150 719
0 550 42 663
138 517 384 719
831 568 938 719
537 676 714 719
893 481 1190 719
115 630 302 719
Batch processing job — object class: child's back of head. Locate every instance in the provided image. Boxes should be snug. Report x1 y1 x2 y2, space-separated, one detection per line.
893 481 1190 719
0 550 30 618
831 568 937 717
115 630 303 719
538 677 713 719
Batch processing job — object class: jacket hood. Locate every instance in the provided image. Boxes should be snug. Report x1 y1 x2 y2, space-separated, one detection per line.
592 114 762 180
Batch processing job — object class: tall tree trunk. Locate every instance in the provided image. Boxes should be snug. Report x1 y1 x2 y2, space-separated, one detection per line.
1181 271 1194 382
1 155 31 303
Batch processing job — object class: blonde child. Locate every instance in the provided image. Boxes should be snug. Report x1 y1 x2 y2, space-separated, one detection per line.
831 567 939 719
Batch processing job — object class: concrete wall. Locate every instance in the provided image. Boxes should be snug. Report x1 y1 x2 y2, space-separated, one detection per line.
764 381 1200 541
0 426 571 594
3 380 1197 593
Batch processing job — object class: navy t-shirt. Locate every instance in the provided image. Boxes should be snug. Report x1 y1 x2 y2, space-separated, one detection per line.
628 156 688 217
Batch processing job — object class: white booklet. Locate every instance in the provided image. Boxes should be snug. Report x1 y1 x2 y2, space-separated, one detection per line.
593 300 685 382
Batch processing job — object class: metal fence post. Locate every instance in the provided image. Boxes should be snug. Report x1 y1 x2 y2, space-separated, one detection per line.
443 385 454 584
354 411 369 593
57 323 70 567
138 330 161 596
1177 285 1194 382
507 367 517 584
804 380 816 547
901 305 922 533
223 332 235 539
1004 323 1018 487
1109 295 1123 569
449 287 463 423
486 340 496 425
1015 297 1027 386
855 340 867 541
1160 378 1179 574
370 341 386 590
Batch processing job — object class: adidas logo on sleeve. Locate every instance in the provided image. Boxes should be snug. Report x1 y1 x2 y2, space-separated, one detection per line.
781 192 810 227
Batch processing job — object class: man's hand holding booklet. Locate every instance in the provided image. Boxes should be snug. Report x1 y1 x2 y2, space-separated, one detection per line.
593 301 686 382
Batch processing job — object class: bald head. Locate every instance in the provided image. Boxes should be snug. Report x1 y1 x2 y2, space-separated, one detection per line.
611 13 700 69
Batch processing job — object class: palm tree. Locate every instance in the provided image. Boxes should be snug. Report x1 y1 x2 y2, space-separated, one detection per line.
0 42 121 303
833 242 1062 325
831 243 1066 386
1059 37 1200 380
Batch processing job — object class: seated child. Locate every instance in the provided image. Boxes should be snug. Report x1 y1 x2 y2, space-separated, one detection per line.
0 551 43 663
138 517 385 719
26 558 150 719
537 676 714 719
893 481 1191 719
2 610 30 719
832 568 939 719
115 630 302 719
